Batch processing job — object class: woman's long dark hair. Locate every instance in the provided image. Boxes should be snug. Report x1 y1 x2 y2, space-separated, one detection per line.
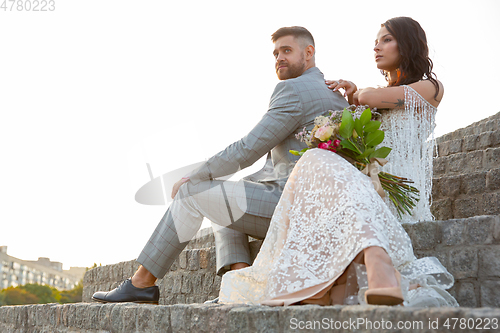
382 17 440 99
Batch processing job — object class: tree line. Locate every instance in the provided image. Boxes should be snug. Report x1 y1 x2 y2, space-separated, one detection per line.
0 282 83 306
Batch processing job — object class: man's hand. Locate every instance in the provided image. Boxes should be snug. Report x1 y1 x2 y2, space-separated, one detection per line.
171 177 190 199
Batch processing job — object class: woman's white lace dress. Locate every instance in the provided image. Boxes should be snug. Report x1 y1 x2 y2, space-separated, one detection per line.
219 86 458 307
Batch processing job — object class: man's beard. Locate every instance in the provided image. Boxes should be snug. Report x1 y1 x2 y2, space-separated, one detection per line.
276 57 306 80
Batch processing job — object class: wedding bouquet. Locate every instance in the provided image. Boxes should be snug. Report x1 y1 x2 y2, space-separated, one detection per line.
290 105 419 217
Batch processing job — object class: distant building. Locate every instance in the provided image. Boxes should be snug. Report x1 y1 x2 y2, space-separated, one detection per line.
0 246 85 290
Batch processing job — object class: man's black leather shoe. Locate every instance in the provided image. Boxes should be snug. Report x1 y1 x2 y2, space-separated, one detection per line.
92 278 159 304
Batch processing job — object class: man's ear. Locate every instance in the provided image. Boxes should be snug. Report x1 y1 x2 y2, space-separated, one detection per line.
305 45 315 61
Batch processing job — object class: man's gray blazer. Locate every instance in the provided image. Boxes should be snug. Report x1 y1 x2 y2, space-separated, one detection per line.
189 67 349 218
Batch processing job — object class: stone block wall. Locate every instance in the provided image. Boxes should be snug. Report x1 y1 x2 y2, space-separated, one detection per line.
81 215 500 308
432 112 500 220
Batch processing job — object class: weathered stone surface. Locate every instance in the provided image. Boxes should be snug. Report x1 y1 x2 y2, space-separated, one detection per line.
461 171 487 195
483 192 500 215
433 156 446 175
441 219 467 246
430 198 452 220
463 134 479 152
187 249 200 271
199 248 209 269
449 138 463 154
486 168 500 191
406 221 439 250
465 150 484 173
437 175 461 197
480 281 500 308
454 196 481 219
455 282 477 308
484 147 500 170
479 246 500 277
449 247 478 279
447 152 466 173
178 250 187 269
3 302 500 333
466 216 495 245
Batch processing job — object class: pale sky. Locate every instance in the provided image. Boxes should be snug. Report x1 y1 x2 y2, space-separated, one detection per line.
1 0 499 270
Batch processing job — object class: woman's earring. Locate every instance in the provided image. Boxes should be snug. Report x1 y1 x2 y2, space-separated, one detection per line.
396 68 401 80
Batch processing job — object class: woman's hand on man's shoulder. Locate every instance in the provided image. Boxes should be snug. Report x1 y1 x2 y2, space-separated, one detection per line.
325 79 357 104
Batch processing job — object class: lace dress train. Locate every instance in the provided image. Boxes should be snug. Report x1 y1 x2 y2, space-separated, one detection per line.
218 86 458 307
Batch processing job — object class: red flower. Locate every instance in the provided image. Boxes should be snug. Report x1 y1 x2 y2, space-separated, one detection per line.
318 140 337 152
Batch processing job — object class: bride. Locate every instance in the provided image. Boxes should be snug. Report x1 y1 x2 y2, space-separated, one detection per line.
218 17 458 307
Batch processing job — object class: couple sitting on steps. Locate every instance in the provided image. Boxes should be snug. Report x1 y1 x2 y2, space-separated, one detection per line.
92 18 458 307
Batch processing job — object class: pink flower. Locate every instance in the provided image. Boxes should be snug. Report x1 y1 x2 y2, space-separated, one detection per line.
314 125 334 141
333 139 341 148
318 140 337 152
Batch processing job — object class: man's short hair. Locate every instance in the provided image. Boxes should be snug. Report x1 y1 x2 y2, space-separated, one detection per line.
271 26 315 48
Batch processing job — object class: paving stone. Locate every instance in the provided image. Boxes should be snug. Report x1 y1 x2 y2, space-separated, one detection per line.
447 153 466 173
433 156 446 175
484 147 500 170
181 272 192 294
480 280 500 307
483 192 500 215
486 168 500 191
461 171 487 195
449 138 463 154
187 249 200 271
449 247 478 279
437 175 461 197
178 250 187 269
463 134 478 152
479 246 500 277
466 217 495 245
430 198 452 220
438 140 451 156
172 274 182 294
455 282 477 308
406 221 439 250
199 248 209 269
465 150 484 173
479 131 494 149
454 196 481 219
441 219 467 246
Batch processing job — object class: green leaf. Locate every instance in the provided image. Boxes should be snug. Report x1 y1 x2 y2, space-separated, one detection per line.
289 148 309 156
340 139 359 153
365 130 385 147
339 108 354 139
369 146 392 159
363 120 381 133
359 108 372 126
354 118 363 138
358 147 375 159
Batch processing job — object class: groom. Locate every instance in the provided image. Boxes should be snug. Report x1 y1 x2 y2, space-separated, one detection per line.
92 26 349 304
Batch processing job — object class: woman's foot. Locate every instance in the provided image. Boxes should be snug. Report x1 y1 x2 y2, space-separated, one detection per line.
364 246 398 289
363 246 403 305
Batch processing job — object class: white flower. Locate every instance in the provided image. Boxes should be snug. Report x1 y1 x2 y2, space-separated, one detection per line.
314 116 329 127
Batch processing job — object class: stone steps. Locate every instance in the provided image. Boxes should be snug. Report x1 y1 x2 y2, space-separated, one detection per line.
2 302 500 333
436 111 500 146
82 215 500 308
431 111 500 220
431 167 500 220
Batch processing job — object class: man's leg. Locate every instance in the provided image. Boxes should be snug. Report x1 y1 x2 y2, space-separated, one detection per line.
137 179 271 281
93 178 273 303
